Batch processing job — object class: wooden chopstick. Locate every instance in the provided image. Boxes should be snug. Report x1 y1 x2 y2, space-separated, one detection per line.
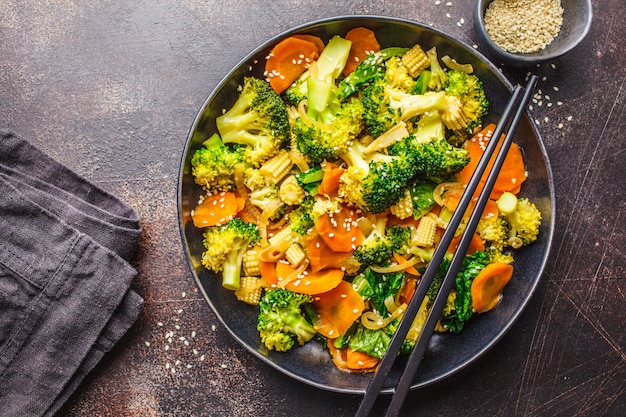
356 75 539 417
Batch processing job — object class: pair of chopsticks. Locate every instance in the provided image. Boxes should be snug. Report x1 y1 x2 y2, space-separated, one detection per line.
356 75 539 417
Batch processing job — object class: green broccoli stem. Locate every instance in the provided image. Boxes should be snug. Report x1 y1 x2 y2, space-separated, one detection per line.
341 142 370 173
222 248 245 290
283 313 317 345
307 78 341 122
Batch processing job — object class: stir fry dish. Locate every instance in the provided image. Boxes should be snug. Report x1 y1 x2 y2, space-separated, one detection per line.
189 27 542 372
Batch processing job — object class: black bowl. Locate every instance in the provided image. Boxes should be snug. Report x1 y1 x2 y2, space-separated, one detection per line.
473 0 593 67
178 15 555 393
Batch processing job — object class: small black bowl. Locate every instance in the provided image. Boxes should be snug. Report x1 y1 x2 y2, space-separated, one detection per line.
473 0 593 67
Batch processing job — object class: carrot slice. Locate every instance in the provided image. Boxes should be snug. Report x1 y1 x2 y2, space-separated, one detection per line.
265 36 320 94
471 262 514 313
393 253 420 276
456 123 527 200
343 27 381 75
277 262 345 295
481 199 500 220
306 235 353 272
315 205 364 252
312 280 365 338
292 34 325 55
448 232 485 255
259 260 278 286
445 193 499 221
346 348 380 370
192 191 241 227
317 162 344 196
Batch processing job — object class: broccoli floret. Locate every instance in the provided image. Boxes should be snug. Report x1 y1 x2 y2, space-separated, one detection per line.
387 225 412 255
338 141 416 213
426 46 447 92
292 36 364 163
292 97 365 163
389 111 469 183
190 133 244 192
289 36 367 163
408 180 437 219
215 76 290 167
201 218 261 290
257 288 317 352
284 71 311 106
337 47 408 100
362 76 463 138
288 195 316 235
497 192 542 247
476 215 511 252
485 247 515 264
384 56 417 93
354 216 393 268
444 70 489 134
285 35 352 108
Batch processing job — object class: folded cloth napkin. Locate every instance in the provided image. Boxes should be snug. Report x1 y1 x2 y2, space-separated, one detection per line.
0 130 143 417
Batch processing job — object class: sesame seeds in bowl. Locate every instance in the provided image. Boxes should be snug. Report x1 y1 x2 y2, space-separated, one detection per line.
473 0 593 67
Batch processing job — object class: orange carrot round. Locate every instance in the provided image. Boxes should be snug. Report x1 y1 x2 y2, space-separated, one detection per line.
312 280 364 338
456 123 527 200
315 206 364 252
346 348 380 370
292 34 325 55
317 162 344 196
306 235 353 272
192 191 241 227
343 27 381 75
283 266 344 295
265 36 320 94
448 232 485 255
259 260 278 286
471 262 514 313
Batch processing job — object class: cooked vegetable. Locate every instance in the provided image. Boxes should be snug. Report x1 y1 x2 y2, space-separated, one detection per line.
313 280 365 338
456 123 527 199
259 149 293 185
401 44 429 78
191 191 243 228
411 215 438 248
257 288 317 351
338 140 417 213
201 218 261 290
265 36 321 94
191 133 243 192
216 77 290 167
279 175 306 206
497 192 542 247
190 30 543 372
234 276 265 305
343 27 381 76
471 262 514 313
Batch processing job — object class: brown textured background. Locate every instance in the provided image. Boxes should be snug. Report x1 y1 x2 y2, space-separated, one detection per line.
1 1 624 416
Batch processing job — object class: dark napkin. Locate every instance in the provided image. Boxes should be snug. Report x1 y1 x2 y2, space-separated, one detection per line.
0 130 143 417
